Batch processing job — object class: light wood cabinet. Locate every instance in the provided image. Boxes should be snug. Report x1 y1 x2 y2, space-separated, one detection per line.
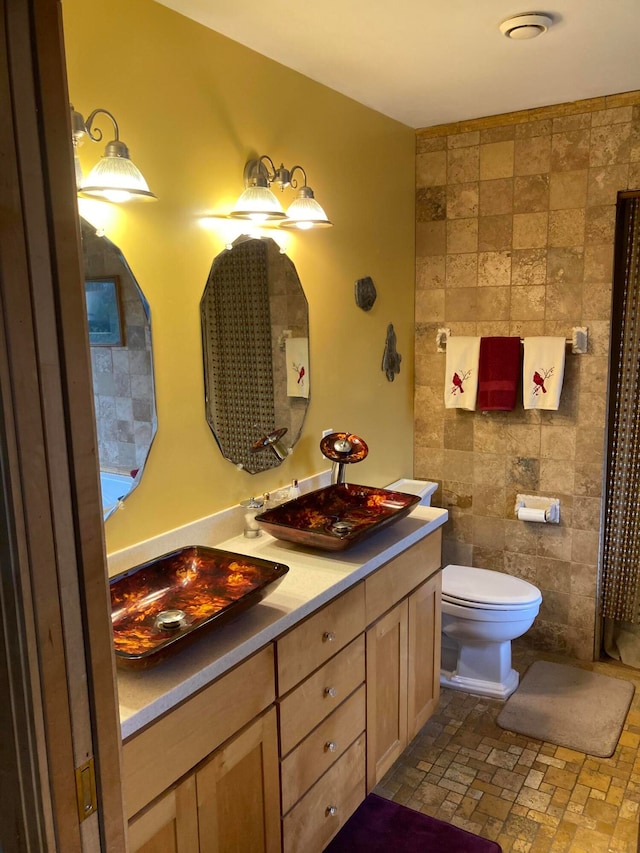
365 532 442 790
125 528 443 853
408 571 441 739
128 777 198 853
279 635 365 756
282 735 366 853
276 583 365 695
124 648 279 853
277 586 367 852
280 685 366 814
196 709 280 853
366 600 408 788
365 530 441 625
123 646 275 819
128 709 280 853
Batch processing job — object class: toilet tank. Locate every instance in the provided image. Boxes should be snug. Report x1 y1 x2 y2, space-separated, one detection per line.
385 478 438 506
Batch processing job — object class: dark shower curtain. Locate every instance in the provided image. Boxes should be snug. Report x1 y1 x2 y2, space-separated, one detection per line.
601 191 640 665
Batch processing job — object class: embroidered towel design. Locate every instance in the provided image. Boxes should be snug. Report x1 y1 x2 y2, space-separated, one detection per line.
285 337 309 398
477 337 522 411
523 337 566 410
444 336 480 410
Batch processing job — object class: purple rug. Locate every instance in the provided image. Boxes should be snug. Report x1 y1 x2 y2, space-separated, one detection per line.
324 794 502 852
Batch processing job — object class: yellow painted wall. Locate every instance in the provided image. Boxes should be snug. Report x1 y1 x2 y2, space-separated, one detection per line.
62 0 416 554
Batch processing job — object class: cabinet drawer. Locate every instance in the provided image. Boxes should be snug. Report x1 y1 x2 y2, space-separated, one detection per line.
281 684 365 814
123 645 275 819
282 733 366 853
365 529 441 624
277 583 365 695
279 635 365 756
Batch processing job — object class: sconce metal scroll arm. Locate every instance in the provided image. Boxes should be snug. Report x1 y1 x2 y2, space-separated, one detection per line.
78 108 131 160
244 156 310 192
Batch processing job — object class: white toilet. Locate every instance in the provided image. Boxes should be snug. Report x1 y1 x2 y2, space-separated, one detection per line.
440 564 542 700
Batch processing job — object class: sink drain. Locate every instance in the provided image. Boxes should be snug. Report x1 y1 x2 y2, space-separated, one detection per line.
329 520 354 536
155 609 188 630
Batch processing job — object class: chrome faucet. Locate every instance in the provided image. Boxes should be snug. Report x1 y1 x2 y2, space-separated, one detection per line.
250 427 288 462
330 437 352 484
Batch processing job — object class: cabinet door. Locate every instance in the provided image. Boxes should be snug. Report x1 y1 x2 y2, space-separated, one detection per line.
196 708 281 853
366 600 408 791
408 572 442 740
128 776 199 853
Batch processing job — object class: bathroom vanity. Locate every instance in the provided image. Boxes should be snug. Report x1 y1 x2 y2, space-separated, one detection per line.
117 504 447 852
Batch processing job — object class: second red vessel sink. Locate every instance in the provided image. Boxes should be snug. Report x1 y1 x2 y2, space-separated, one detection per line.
255 483 420 551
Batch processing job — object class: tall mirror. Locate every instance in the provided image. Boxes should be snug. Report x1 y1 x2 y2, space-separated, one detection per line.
201 236 309 473
81 218 157 517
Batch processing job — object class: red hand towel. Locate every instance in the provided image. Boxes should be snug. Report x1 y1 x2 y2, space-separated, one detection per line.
477 336 521 411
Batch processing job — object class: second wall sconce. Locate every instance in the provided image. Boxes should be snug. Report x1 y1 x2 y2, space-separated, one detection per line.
71 104 157 203
229 155 332 230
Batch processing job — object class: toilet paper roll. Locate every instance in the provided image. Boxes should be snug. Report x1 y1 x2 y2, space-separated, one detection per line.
517 507 547 523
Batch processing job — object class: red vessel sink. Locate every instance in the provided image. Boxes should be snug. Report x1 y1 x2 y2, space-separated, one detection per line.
255 483 420 551
110 545 288 668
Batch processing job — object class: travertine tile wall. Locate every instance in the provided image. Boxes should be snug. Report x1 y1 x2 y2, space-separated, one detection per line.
414 92 640 660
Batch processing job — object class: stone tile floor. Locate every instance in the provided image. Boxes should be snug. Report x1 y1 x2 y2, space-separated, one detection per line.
374 645 640 852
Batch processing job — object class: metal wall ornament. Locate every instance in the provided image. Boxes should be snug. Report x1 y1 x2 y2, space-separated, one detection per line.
355 276 377 311
382 323 402 381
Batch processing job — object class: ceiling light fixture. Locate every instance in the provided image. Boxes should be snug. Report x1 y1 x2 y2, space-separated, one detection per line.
499 13 553 39
229 155 332 230
71 105 157 203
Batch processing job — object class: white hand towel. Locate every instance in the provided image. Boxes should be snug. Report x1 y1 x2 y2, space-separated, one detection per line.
444 336 480 410
523 337 566 410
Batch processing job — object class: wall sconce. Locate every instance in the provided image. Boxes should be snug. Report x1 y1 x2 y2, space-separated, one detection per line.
71 105 157 203
229 156 332 230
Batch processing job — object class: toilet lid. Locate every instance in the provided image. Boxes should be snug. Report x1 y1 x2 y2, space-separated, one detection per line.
442 564 542 608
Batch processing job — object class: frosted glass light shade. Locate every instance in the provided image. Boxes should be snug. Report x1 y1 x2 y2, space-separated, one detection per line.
81 143 157 203
229 185 286 221
281 187 332 230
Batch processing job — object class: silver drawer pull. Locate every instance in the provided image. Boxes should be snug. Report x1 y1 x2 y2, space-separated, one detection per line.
324 686 337 698
323 631 336 642
326 805 338 817
325 741 337 752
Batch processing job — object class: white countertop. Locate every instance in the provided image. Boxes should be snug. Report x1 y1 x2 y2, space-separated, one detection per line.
116 505 448 740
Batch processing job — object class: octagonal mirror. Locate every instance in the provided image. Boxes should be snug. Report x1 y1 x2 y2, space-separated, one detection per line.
81 218 157 517
201 236 309 473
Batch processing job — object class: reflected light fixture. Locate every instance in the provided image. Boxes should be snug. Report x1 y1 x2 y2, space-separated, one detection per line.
71 104 157 203
229 155 332 229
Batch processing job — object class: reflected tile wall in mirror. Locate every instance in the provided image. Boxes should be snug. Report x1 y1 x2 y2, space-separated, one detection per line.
81 219 157 510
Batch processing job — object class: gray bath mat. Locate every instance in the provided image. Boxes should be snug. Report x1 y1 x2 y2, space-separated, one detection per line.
497 660 635 757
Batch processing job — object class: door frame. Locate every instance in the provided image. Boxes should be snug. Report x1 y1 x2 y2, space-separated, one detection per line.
0 0 126 849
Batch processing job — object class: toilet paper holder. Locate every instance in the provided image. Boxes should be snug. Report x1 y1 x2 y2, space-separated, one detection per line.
515 494 560 523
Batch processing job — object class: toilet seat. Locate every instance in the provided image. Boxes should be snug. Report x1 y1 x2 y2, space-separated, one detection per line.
442 594 539 612
442 564 542 609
